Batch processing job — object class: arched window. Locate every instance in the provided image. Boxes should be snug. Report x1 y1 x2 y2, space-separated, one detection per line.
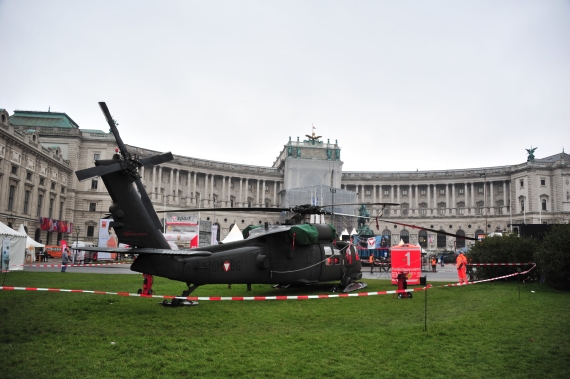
437 230 446 248
475 229 485 240
34 228 41 242
381 229 391 247
400 229 409 243
418 230 428 248
57 232 62 245
456 230 466 248
542 199 547 211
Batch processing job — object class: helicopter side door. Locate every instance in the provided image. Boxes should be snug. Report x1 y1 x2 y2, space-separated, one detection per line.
319 244 343 282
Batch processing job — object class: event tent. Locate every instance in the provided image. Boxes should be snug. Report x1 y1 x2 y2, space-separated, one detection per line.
222 224 243 243
0 221 27 271
18 224 44 262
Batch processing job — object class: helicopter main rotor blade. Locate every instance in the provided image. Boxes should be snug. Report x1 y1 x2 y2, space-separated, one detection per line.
155 207 290 214
75 162 124 181
322 202 400 208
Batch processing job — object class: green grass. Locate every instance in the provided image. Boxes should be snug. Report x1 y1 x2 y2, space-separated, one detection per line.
1 272 569 378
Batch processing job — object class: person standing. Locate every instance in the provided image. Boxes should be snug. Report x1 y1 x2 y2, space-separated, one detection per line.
369 253 375 273
440 254 444 267
456 251 468 284
430 256 437 272
61 247 70 273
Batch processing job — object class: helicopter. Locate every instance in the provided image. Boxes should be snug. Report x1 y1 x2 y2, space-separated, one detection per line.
75 102 400 305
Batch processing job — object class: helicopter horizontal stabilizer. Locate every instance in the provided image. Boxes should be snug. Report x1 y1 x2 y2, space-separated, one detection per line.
73 246 213 257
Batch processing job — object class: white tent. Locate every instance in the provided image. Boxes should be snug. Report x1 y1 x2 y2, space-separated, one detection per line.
222 224 244 243
18 224 44 248
0 221 27 271
18 224 43 263
350 228 357 235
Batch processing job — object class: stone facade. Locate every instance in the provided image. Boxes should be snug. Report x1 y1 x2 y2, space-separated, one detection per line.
1 107 569 251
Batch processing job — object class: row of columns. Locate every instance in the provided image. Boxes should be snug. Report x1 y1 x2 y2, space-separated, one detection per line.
141 166 282 208
345 181 510 216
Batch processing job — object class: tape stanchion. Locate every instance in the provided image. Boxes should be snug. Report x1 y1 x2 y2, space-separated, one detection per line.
0 284 432 301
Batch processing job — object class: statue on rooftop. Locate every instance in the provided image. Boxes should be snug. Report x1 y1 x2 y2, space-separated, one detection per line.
526 146 537 161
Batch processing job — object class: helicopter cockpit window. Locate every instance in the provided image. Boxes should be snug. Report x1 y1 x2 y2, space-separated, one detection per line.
325 246 341 266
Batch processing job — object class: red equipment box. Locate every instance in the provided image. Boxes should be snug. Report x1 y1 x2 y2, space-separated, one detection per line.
390 244 422 285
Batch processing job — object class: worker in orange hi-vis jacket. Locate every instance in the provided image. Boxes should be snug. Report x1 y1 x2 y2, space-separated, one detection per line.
456 251 468 284
369 254 375 273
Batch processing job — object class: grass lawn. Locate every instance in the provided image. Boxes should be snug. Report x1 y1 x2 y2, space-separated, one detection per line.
1 272 569 379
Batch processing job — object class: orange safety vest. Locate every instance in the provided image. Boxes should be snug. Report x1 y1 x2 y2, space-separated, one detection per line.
369 255 374 264
431 257 436 265
456 253 467 269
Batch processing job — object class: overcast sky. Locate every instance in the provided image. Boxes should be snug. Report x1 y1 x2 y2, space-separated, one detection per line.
1 0 568 171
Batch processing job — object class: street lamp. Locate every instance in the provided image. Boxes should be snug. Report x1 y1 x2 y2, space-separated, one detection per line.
6 214 16 229
330 188 336 231
75 226 81 263
479 173 487 235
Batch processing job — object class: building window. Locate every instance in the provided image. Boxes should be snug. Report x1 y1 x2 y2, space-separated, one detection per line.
458 188 464 195
26 172 32 181
438 203 446 215
520 179 524 188
93 153 100 161
439 189 445 196
437 231 446 248
49 198 54 218
230 182 235 189
420 189 426 196
365 190 371 196
11 165 18 175
456 230 466 248
497 187 503 194
37 194 43 217
540 179 546 187
383 189 389 196
420 207 427 216
89 202 96 212
477 187 484 194
402 189 408 196
87 225 95 237
401 203 409 215
521 199 525 212
39 177 45 186
542 199 547 211
23 190 30 214
265 185 269 192
91 179 98 190
496 200 504 214
458 202 465 215
8 185 16 211
61 186 65 194
51 182 56 190
476 201 484 215
59 201 64 220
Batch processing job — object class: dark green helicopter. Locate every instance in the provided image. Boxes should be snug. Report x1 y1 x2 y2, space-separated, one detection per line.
76 102 399 305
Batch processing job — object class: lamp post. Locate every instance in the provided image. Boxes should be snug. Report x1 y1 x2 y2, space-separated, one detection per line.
480 173 487 235
330 188 336 232
6 214 16 229
75 226 81 263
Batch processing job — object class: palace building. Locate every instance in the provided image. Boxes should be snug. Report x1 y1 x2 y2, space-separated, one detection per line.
1 107 569 252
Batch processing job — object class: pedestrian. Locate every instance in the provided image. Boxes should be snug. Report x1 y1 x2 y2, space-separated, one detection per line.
440 254 444 267
430 256 437 272
369 253 375 273
61 247 70 273
456 251 468 284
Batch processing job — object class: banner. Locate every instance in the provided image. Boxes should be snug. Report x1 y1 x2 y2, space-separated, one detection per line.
164 213 199 248
2 238 10 271
97 219 118 260
38 217 72 233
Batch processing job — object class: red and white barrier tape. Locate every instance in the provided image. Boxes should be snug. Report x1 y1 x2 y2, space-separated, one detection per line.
440 264 537 288
0 285 432 301
467 262 535 266
13 262 130 268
